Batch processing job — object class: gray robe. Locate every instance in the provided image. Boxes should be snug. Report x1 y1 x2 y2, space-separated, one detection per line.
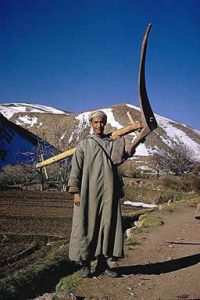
68 134 129 261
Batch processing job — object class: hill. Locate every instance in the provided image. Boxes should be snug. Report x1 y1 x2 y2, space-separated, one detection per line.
1 103 200 168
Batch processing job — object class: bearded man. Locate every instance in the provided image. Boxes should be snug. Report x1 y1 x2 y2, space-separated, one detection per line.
68 110 141 278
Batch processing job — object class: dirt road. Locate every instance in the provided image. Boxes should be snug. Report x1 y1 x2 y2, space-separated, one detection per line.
72 205 200 300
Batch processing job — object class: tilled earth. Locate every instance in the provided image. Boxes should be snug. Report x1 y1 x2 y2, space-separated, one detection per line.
0 189 74 278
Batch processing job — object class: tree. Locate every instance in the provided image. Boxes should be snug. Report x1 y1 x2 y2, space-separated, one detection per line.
0 139 71 190
152 142 197 175
0 163 41 186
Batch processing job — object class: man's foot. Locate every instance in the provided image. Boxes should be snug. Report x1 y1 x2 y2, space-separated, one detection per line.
104 268 119 278
95 256 119 277
79 266 91 278
95 265 119 277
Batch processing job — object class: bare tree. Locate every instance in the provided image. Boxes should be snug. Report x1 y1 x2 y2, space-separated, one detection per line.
31 140 71 190
0 163 41 186
152 142 197 175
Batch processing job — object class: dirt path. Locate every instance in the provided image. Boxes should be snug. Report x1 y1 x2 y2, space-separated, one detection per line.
72 206 200 300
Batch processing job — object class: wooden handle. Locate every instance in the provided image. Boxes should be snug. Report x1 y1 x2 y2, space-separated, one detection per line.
36 147 76 168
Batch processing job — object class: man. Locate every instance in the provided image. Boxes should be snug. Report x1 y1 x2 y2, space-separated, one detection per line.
68 110 141 278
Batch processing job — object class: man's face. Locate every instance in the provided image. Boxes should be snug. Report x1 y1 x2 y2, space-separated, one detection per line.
90 116 106 135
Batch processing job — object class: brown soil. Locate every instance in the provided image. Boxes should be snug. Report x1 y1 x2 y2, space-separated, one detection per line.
0 189 74 279
72 206 200 300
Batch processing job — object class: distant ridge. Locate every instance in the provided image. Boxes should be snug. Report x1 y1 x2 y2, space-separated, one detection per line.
0 103 200 168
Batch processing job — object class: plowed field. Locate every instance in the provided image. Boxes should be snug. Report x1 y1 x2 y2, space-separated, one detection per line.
0 189 74 278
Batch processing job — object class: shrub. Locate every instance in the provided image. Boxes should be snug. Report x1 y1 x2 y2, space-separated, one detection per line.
0 164 41 186
119 161 143 178
152 142 197 175
0 161 70 190
158 175 183 191
182 173 200 193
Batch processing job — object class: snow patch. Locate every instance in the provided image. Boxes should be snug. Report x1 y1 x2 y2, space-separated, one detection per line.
68 134 74 144
156 115 200 158
104 108 122 129
75 111 91 134
193 129 200 136
137 165 154 172
0 103 67 119
76 107 122 134
125 103 140 111
124 201 157 208
16 116 40 128
134 143 150 156
60 132 67 140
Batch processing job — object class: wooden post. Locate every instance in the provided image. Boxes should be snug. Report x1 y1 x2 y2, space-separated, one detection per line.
40 154 49 180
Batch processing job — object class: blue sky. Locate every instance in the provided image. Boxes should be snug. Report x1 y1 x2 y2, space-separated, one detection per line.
0 0 199 129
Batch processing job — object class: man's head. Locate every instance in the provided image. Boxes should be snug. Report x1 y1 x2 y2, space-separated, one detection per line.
88 110 107 135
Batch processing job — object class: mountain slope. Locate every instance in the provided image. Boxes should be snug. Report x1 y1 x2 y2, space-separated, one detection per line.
1 103 200 165
0 112 60 168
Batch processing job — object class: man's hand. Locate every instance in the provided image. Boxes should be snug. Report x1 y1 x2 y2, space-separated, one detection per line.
135 121 143 130
74 193 81 206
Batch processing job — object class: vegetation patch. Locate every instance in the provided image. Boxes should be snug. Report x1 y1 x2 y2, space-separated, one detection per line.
139 212 164 228
124 184 161 203
163 194 200 210
125 193 199 247
124 211 164 246
0 245 78 300
56 272 82 295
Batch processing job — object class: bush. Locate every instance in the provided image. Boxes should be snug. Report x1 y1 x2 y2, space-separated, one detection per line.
123 169 142 178
182 173 200 193
0 161 70 190
119 161 143 178
152 142 197 175
158 175 184 191
0 164 41 186
155 188 183 204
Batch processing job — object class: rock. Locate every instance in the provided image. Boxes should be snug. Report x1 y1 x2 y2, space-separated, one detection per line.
126 228 133 237
127 245 135 250
138 282 145 287
195 203 200 219
33 292 76 300
134 220 143 227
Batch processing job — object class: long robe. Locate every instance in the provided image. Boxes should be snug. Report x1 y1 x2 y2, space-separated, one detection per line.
68 134 129 261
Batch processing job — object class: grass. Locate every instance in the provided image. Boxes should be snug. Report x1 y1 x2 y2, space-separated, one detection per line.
0 243 78 300
139 212 164 228
125 212 164 246
124 184 161 203
123 174 200 205
124 193 200 247
0 233 67 243
56 272 82 294
163 194 200 210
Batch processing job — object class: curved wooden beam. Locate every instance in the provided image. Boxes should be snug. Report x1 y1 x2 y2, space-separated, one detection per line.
36 24 157 168
129 23 157 153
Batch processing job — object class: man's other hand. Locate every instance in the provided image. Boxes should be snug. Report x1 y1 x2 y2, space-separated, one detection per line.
135 121 143 131
74 194 81 206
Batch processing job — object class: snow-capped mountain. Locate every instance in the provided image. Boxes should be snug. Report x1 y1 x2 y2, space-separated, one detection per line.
1 103 200 164
0 103 68 120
